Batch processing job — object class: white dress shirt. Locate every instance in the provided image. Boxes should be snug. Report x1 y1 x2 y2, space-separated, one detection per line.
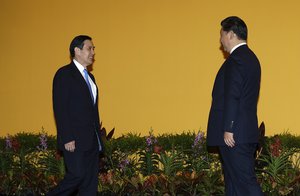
73 59 97 103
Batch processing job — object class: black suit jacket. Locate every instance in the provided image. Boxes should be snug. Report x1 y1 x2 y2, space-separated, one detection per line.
207 45 261 146
53 62 101 151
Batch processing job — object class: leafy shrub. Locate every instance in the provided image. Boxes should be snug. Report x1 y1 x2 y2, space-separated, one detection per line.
0 129 299 195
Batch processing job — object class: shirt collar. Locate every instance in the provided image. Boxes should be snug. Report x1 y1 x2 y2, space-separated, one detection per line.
73 59 85 73
230 42 247 54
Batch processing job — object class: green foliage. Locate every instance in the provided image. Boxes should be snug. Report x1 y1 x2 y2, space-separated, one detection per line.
0 151 14 194
38 150 65 181
98 170 128 195
158 150 184 177
111 132 145 153
0 130 299 195
0 131 62 195
197 170 224 196
157 151 185 195
137 150 159 176
4 148 47 195
156 131 195 151
257 135 300 196
276 132 300 149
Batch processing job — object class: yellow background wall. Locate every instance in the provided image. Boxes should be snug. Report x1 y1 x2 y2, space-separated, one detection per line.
0 0 299 137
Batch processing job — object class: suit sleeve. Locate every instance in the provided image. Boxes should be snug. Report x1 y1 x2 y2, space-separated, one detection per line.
53 69 74 144
223 58 243 133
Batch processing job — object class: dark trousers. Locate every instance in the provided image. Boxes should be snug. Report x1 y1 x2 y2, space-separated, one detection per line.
219 144 263 196
47 139 99 196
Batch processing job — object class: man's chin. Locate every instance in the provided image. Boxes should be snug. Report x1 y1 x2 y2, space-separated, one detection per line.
88 60 94 65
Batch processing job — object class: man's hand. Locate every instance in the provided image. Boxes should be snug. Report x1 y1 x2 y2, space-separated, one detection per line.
224 132 235 147
64 140 75 152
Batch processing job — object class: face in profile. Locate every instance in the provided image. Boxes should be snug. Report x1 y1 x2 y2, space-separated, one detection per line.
75 40 95 67
220 29 231 53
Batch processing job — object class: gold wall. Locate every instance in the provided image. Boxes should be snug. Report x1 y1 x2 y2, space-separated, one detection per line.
1 0 299 137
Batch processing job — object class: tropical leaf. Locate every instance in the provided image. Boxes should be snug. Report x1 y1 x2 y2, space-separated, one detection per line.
138 150 159 176
158 151 184 177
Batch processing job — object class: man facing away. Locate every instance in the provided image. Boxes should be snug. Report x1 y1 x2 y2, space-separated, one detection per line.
47 35 102 196
207 16 263 195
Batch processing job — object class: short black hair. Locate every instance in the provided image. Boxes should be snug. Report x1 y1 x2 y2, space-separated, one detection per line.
221 16 247 41
69 35 92 57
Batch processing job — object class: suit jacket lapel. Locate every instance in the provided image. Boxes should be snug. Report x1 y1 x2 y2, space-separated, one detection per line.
69 62 95 106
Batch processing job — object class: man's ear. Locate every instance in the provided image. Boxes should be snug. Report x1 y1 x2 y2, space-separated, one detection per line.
229 31 236 39
74 47 81 55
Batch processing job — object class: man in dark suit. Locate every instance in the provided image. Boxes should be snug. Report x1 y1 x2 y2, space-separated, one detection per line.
207 16 263 195
47 35 102 196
